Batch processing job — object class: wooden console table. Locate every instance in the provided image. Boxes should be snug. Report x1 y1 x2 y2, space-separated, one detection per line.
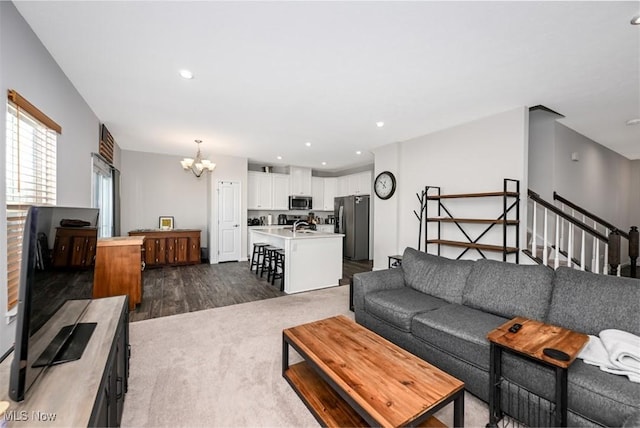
128 229 201 267
487 317 588 427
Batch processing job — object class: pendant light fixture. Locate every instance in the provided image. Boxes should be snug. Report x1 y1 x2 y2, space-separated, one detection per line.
180 140 216 177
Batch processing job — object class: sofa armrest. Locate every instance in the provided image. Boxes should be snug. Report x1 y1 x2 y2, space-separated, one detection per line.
353 268 405 314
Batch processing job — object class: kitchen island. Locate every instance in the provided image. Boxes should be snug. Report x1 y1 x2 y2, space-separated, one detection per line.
250 227 344 294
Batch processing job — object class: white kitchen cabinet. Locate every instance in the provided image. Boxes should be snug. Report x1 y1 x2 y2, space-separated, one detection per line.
354 171 372 195
272 173 290 209
337 175 349 197
290 166 312 196
248 171 273 209
311 177 324 211
323 177 337 211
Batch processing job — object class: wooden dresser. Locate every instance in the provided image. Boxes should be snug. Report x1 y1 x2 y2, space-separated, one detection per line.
128 229 201 268
93 236 144 310
51 227 98 268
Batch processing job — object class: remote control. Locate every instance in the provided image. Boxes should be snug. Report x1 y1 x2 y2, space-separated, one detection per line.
508 323 522 333
543 348 570 361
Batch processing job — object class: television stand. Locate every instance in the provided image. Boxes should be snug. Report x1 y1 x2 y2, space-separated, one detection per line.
32 322 97 368
0 296 129 427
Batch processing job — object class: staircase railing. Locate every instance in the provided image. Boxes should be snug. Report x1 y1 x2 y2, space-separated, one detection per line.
527 190 638 277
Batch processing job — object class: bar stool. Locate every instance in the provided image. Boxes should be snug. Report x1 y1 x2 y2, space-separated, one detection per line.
250 243 269 273
260 246 279 278
271 249 285 291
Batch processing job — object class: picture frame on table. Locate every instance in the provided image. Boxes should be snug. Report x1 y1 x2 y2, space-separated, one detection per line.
159 216 174 230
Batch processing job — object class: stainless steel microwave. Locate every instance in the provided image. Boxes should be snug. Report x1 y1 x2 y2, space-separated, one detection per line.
289 196 312 210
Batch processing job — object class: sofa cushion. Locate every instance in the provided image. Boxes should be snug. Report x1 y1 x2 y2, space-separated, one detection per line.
411 304 509 371
364 287 449 332
402 247 474 304
462 259 554 320
546 267 640 336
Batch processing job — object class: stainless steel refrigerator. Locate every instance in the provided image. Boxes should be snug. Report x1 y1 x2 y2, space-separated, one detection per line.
335 195 369 260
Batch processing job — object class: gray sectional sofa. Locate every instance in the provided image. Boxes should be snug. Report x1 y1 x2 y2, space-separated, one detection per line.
353 247 640 427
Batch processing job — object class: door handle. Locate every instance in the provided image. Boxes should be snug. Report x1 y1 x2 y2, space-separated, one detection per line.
234 224 239 227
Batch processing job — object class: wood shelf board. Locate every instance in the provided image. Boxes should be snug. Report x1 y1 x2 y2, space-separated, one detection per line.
427 218 519 225
487 317 589 369
283 316 463 427
426 191 519 200
427 239 519 253
285 361 446 428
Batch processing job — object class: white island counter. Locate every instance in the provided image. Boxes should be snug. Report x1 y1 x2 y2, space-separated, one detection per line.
250 227 344 294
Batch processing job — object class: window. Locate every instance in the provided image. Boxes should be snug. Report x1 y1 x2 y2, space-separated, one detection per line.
92 153 113 238
5 90 60 310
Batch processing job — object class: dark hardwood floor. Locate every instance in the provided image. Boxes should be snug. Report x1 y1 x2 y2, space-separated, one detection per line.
29 258 373 323
129 257 373 322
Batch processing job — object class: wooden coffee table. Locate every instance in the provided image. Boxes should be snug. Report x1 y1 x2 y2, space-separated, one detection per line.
282 315 465 427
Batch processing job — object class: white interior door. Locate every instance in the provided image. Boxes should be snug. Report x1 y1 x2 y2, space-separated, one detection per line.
218 180 241 262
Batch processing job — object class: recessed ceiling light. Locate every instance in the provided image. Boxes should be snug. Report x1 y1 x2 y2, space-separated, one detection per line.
631 15 640 25
626 118 640 126
356 151 362 155
376 121 384 128
277 155 283 160
321 161 327 166
179 69 194 79
305 142 312 147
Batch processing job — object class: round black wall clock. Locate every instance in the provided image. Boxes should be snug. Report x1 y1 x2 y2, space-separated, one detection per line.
374 171 396 200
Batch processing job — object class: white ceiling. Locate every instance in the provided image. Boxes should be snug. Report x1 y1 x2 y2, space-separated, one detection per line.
14 1 640 171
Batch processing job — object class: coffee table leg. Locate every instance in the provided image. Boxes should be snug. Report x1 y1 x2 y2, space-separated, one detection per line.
454 390 465 428
282 332 290 376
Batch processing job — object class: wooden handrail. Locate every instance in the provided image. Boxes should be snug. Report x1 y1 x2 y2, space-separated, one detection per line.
553 191 629 239
528 190 608 242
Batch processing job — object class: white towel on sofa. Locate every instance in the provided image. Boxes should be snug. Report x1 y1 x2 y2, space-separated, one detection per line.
578 332 640 383
600 329 640 373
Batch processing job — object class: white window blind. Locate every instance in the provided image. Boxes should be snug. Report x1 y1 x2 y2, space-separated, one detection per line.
6 94 59 310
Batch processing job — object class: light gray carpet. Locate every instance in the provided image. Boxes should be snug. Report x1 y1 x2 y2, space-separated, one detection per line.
121 285 490 427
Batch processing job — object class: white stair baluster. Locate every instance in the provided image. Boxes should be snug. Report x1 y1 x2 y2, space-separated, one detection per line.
567 221 573 268
543 208 549 266
580 228 586 271
559 211 565 256
594 237 600 274
532 202 537 258
554 214 560 269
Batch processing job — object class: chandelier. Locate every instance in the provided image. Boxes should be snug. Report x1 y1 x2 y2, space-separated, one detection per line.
180 140 216 177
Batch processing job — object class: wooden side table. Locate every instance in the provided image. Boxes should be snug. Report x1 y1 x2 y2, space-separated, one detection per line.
388 254 403 268
486 317 588 427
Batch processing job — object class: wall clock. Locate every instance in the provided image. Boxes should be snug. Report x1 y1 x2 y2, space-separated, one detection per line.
374 171 396 200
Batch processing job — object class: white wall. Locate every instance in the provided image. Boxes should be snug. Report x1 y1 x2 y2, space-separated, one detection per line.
207 154 249 263
631 160 640 228
0 2 103 354
372 144 400 270
120 150 209 244
554 124 633 231
373 107 529 269
119 150 249 262
528 109 558 200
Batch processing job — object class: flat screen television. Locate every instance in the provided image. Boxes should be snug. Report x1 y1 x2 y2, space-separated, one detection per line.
8 205 100 402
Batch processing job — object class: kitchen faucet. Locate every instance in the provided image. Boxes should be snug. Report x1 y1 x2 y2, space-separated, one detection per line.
292 220 309 232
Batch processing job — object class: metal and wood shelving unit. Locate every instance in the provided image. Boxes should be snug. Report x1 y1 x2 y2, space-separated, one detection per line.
425 178 520 262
